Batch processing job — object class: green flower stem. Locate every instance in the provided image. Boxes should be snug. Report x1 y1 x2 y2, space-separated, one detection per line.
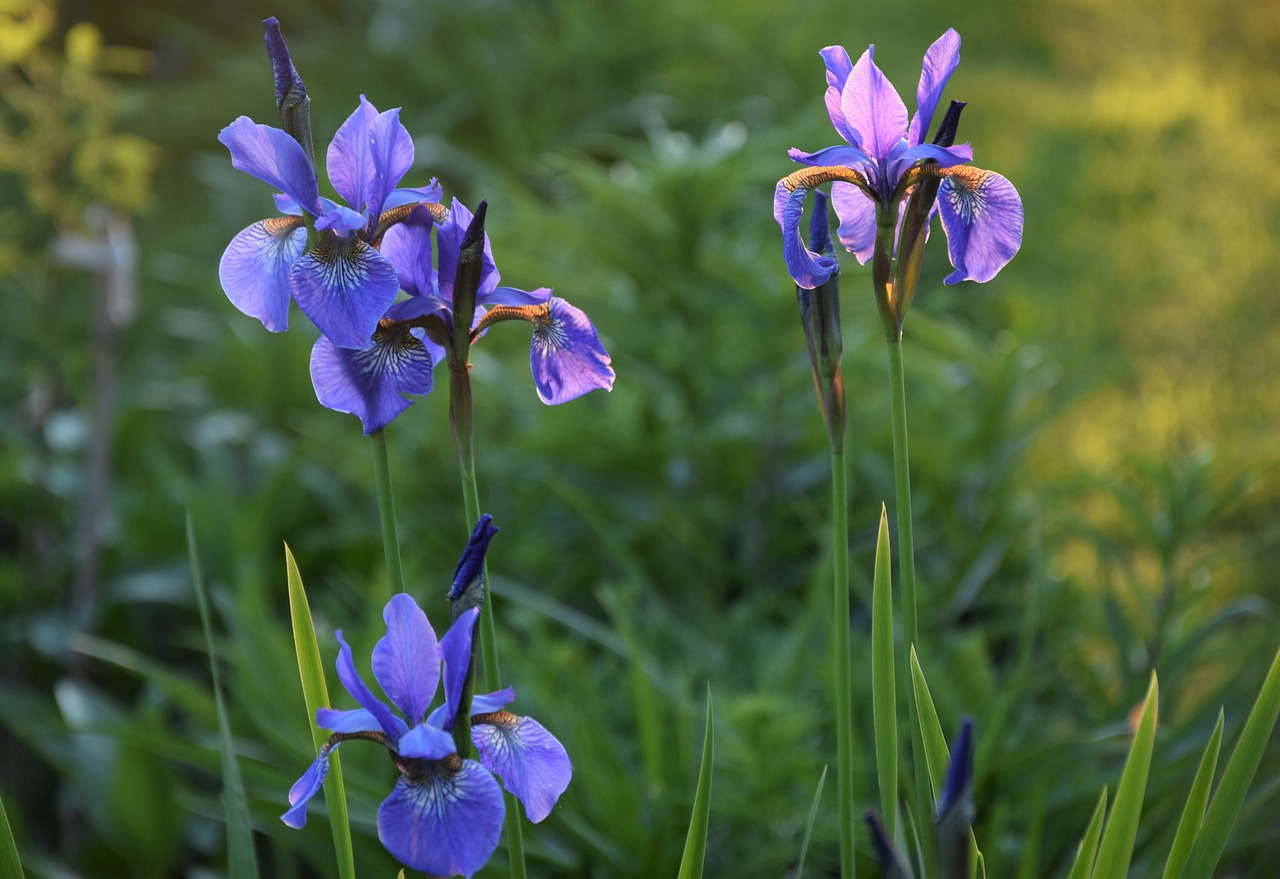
370 429 404 596
885 338 917 649
449 362 528 879
830 438 856 879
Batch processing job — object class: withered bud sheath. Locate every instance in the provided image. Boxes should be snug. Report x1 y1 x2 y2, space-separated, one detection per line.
263 17 315 168
796 190 846 446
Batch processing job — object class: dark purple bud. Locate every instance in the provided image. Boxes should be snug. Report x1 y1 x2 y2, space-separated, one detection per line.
932 100 966 148
808 189 834 257
447 514 499 618
935 717 975 879
262 18 314 166
450 200 488 355
865 812 910 879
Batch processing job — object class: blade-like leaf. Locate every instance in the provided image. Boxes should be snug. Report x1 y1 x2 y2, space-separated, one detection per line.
1161 710 1223 879
794 766 828 879
872 505 898 839
0 791 24 879
1092 673 1159 879
1066 787 1108 879
285 545 356 879
1179 643 1280 879
187 514 259 879
909 646 950 797
677 687 715 879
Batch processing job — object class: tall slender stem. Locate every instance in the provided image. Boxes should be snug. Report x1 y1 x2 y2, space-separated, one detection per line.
450 363 528 879
830 439 856 879
369 429 404 595
885 339 917 648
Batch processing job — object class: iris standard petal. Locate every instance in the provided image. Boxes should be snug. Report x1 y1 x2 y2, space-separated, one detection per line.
776 183 839 288
371 594 441 725
472 714 572 823
529 298 615 404
310 324 435 435
829 181 878 263
377 759 504 878
334 629 408 741
937 167 1023 284
819 45 858 145
289 233 400 349
281 750 331 829
316 706 382 733
380 204 438 299
397 723 457 760
843 47 908 160
436 199 500 303
326 97 379 215
438 608 479 731
218 216 306 332
908 29 962 146
363 106 415 221
218 116 319 215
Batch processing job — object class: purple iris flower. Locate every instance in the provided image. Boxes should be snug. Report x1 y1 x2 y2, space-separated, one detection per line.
282 593 571 878
218 95 442 349
778 29 1023 288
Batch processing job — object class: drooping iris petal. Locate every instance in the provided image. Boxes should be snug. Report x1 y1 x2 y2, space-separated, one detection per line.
218 216 307 332
334 630 408 742
820 45 858 145
472 713 572 823
842 47 908 160
397 723 457 760
371 594 441 725
326 97 379 216
316 707 381 733
908 29 962 146
281 749 332 829
936 167 1023 284
776 183 839 288
218 116 319 215
377 759 504 878
830 181 878 264
530 298 615 405
438 608 479 731
310 324 435 435
289 233 400 349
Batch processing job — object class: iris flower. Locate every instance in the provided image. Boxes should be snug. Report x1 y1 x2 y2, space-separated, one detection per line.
777 29 1023 289
219 60 441 348
309 197 614 432
282 593 571 877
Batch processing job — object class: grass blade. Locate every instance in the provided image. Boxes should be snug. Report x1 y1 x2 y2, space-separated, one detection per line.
1065 787 1108 879
677 687 715 879
285 544 356 879
909 645 950 797
0 792 24 879
1092 673 1158 879
794 766 828 879
187 514 259 879
1179 643 1280 879
1161 709 1223 879
872 505 898 840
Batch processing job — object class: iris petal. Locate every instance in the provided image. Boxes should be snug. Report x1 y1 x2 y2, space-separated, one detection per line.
383 179 444 211
380 204 439 299
776 183 839 288
843 47 908 160
377 760 504 878
829 182 878 263
472 714 572 823
937 167 1023 284
326 97 379 215
371 594 441 725
218 116 319 215
908 29 962 147
436 199 500 303
281 750 332 829
819 45 859 145
218 216 306 332
289 234 400 349
439 608 479 732
310 325 435 435
334 629 408 742
397 723 457 760
316 707 381 733
364 106 415 221
787 144 874 171
487 285 552 307
529 298 615 404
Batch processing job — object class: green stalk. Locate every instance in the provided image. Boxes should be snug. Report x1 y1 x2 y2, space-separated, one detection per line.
885 339 917 648
369 429 404 595
830 439 856 879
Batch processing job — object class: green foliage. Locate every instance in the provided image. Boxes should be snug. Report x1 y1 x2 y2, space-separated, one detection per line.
676 689 714 879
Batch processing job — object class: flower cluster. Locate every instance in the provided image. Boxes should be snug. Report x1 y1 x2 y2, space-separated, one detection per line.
219 18 614 435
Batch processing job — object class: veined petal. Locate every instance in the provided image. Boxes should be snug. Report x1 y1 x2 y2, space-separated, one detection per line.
281 747 333 829
819 45 859 145
908 29 961 146
472 713 571 823
937 166 1023 284
843 47 908 159
397 723 457 760
364 106 415 219
316 707 381 733
372 594 441 725
218 116 319 215
377 759 504 878
290 233 400 349
334 629 408 742
485 285 552 307
380 204 439 299
529 298 615 404
776 183 839 288
310 324 434 435
830 182 878 264
326 97 379 214
439 608 479 732
218 216 306 332
384 178 444 211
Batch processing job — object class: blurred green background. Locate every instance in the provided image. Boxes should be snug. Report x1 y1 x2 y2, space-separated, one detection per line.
2 0 1278 875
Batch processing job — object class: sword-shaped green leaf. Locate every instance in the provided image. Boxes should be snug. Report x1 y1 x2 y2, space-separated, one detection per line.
872 505 898 840
1161 710 1223 879
1065 787 1107 879
677 688 715 879
1092 673 1158 878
